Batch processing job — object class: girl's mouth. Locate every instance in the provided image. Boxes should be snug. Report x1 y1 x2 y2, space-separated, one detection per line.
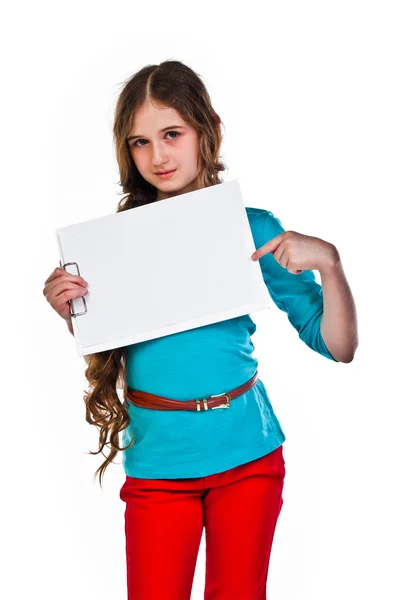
156 169 176 179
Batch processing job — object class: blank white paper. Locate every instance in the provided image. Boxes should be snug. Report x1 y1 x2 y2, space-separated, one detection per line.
55 179 271 356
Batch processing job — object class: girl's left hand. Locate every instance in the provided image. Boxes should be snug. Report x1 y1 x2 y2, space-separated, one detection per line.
251 231 339 274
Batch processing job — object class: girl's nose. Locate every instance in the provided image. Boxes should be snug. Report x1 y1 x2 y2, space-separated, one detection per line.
152 142 168 164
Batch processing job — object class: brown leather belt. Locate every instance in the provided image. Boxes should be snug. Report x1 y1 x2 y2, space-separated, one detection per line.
126 370 259 411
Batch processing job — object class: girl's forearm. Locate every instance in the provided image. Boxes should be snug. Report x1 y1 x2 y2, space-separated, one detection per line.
319 256 359 363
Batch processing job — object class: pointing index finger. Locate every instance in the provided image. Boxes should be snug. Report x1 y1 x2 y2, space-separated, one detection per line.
252 233 284 260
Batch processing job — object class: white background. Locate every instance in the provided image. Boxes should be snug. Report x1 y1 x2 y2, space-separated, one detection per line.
2 1 398 599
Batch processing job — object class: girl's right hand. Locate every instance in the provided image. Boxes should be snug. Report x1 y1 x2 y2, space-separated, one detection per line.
43 262 89 323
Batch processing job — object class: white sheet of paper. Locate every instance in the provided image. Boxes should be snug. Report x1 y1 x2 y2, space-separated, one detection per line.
55 179 271 356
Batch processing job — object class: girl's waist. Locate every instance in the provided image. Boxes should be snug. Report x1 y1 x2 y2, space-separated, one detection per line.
126 361 259 401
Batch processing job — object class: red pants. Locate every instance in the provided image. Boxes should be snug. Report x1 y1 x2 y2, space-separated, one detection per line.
120 445 285 600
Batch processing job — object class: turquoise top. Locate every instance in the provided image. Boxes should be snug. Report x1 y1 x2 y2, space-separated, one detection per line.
121 207 338 479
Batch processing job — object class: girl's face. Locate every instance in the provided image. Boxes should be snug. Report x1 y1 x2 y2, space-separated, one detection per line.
127 100 201 201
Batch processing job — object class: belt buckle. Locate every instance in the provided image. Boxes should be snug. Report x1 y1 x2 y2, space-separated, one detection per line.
209 392 231 410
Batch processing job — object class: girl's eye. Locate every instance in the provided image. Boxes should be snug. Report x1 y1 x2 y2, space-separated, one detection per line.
132 131 180 148
166 131 180 140
133 139 146 148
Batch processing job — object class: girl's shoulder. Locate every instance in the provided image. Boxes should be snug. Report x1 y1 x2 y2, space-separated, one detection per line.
245 205 268 217
245 206 284 233
245 205 280 221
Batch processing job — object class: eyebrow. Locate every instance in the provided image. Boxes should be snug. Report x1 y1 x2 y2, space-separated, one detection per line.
127 125 185 144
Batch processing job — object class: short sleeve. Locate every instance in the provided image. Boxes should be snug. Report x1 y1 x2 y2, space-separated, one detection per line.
259 210 339 362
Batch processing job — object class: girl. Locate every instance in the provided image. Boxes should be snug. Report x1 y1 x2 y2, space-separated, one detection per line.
43 60 358 600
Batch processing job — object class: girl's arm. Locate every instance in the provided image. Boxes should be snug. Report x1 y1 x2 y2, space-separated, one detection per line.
256 210 355 363
319 256 358 363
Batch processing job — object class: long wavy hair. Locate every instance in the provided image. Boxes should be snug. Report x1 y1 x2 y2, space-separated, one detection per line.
83 59 227 487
